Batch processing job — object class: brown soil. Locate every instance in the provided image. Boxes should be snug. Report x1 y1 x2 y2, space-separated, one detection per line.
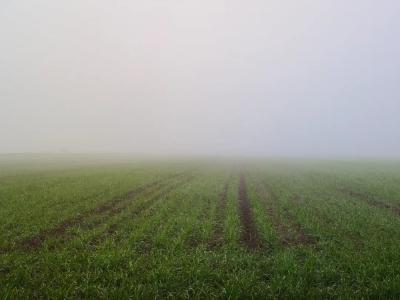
238 173 263 250
7 173 185 252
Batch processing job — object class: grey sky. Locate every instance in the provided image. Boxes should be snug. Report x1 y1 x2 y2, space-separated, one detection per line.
1 1 399 156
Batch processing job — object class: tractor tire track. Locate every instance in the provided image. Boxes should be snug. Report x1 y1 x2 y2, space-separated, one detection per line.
1 173 185 253
88 175 195 248
238 173 263 250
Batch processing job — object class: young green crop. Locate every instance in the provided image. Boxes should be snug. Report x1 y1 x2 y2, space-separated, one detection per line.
1 157 400 299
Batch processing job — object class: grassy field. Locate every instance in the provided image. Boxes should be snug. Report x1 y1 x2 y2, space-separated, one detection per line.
0 155 400 299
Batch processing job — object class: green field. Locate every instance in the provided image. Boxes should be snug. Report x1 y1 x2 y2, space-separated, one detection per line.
1 155 400 299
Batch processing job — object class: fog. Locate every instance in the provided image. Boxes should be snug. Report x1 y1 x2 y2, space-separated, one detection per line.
1 1 399 157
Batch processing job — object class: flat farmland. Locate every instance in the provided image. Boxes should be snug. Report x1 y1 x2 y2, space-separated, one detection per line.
1 156 400 299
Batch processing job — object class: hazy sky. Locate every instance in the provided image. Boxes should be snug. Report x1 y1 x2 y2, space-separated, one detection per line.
1 1 399 156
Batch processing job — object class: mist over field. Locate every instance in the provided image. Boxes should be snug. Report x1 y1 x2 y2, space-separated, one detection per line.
1 1 399 157
2 4 400 298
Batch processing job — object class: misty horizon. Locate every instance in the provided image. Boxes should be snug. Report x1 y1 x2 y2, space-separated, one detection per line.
1 1 399 157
